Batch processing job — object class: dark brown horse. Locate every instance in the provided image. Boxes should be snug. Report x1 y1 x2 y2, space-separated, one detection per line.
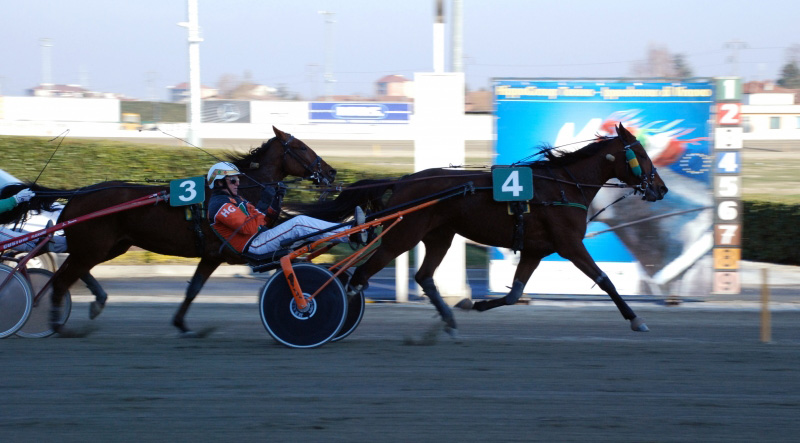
2 127 336 336
302 124 668 334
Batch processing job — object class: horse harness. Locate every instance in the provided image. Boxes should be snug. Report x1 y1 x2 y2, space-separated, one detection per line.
278 134 328 185
494 140 654 253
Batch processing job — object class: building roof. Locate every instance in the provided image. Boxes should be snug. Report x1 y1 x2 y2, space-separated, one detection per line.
30 84 89 93
168 82 215 90
376 74 408 83
743 81 797 94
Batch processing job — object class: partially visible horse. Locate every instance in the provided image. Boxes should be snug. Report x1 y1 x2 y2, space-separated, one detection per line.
2 127 337 336
301 123 668 333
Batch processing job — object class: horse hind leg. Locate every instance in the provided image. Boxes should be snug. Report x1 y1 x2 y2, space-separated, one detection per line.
173 257 220 337
86 242 128 319
84 273 108 320
414 228 459 335
417 277 457 335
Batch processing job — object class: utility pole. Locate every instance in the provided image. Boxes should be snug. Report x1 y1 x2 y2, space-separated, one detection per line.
179 0 203 147
318 11 336 99
724 39 748 77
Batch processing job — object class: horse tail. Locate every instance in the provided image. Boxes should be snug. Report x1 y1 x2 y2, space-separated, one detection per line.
0 182 66 225
286 178 396 222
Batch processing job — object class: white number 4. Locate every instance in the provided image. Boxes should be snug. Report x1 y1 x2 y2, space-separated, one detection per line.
502 171 524 197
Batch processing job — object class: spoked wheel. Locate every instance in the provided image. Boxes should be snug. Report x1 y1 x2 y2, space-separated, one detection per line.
331 269 365 342
16 269 71 338
0 263 33 338
259 263 347 349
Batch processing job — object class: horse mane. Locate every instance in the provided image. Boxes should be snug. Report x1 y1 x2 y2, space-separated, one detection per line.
521 136 614 169
223 137 276 169
283 178 394 222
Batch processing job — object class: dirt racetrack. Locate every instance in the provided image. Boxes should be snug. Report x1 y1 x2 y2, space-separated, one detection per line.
1 301 799 442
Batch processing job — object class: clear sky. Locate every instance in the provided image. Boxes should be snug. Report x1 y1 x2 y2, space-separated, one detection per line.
1 0 797 100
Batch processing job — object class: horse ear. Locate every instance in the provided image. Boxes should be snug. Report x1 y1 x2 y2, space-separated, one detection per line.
272 126 285 139
617 122 629 138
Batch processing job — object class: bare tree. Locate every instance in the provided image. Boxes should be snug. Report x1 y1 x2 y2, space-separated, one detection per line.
630 44 694 78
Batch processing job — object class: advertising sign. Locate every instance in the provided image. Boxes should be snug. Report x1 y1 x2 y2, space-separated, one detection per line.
309 102 411 123
202 100 251 123
492 79 716 297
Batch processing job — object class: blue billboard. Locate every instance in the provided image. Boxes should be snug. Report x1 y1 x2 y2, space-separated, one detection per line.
492 78 715 297
309 102 411 123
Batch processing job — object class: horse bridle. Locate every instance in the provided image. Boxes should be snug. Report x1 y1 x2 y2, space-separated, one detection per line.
622 140 657 197
279 134 329 185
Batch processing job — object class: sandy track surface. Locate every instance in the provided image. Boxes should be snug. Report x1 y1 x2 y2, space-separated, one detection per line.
2 302 799 442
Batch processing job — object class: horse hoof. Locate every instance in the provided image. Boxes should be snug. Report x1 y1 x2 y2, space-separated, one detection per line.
179 327 217 339
89 301 105 320
444 325 460 340
630 317 649 332
454 299 473 311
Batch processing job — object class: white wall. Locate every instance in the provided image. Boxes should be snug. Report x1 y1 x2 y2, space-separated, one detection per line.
0 97 120 122
0 98 494 141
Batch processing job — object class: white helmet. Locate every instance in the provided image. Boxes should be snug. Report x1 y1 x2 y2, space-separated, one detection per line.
206 161 241 189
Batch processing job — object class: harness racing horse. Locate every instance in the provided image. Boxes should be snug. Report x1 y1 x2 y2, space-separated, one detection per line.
306 124 668 334
2 127 336 336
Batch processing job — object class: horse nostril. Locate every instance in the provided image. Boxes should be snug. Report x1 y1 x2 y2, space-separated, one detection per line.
661 185 669 196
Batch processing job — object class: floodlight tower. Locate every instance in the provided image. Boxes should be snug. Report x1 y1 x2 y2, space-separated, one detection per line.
40 38 53 86
451 0 463 73
318 11 336 99
179 0 203 147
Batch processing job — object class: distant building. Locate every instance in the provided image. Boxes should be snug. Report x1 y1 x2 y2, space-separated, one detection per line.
375 75 413 101
465 90 493 113
167 82 219 103
742 80 800 146
27 83 124 99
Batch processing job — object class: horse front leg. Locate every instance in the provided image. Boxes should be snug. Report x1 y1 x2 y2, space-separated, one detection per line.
173 257 220 336
463 251 542 312
559 243 648 332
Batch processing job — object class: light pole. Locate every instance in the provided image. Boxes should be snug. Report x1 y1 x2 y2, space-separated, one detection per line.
318 11 336 99
40 38 53 87
178 0 203 147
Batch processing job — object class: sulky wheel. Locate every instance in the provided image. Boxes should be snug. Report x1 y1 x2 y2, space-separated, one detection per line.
259 263 347 349
16 269 72 338
0 263 33 339
331 269 365 342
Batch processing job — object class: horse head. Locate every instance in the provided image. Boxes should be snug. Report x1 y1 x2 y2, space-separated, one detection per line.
608 123 668 202
231 126 337 189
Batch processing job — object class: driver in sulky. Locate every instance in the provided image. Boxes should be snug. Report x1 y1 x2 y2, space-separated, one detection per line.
206 162 366 256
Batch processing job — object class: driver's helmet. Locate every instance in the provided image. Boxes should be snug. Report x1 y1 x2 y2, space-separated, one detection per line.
206 161 241 189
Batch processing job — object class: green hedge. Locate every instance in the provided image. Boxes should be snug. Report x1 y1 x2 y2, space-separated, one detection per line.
0 136 392 193
742 201 800 265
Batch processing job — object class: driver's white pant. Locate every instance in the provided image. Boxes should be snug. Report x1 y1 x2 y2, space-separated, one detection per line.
0 226 67 253
246 215 349 255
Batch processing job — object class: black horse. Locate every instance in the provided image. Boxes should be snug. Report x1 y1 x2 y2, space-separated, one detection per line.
1 127 337 336
298 124 668 334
